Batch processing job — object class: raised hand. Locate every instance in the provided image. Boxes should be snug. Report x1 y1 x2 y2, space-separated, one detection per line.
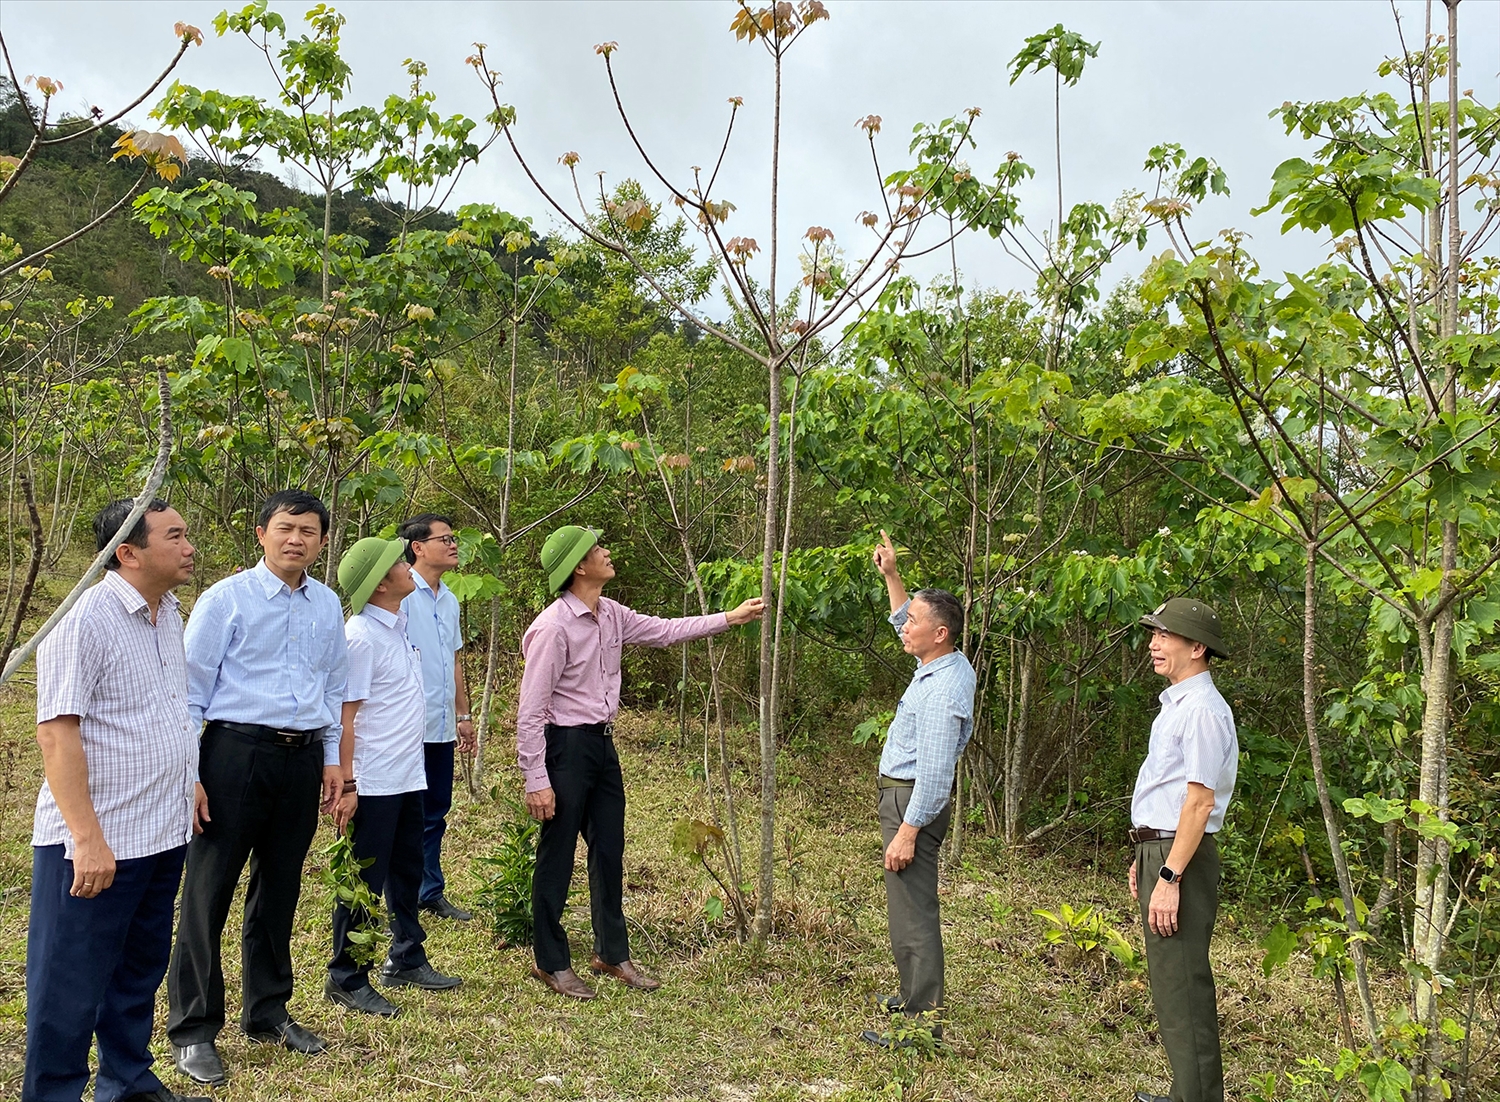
873 529 899 578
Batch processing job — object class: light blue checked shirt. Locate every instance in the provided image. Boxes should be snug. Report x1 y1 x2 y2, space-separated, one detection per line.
184 560 348 766
877 600 976 828
401 570 462 744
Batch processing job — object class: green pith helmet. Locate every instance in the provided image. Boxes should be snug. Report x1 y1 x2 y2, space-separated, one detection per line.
541 525 600 594
337 536 408 614
1140 596 1228 659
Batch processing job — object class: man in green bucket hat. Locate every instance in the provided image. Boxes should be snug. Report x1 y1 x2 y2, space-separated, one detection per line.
517 525 764 999
1127 597 1237 1102
327 536 463 1018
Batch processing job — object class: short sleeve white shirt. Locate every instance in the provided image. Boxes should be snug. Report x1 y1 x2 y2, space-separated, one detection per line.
1131 670 1238 832
344 604 427 796
33 570 198 859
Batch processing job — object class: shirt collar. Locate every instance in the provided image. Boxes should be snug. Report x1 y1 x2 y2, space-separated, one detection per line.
1160 669 1214 706
99 569 163 615
914 649 965 679
561 591 595 619
360 603 405 631
252 558 309 599
410 569 448 598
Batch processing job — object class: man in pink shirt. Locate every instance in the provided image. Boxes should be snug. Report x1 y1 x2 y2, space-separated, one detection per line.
519 526 763 999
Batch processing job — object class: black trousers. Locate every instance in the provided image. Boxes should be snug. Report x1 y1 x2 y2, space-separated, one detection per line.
25 844 185 1102
532 725 628 973
167 725 322 1043
329 791 428 990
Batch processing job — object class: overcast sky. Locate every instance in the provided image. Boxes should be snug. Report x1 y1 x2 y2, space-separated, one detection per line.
4 1 1499 298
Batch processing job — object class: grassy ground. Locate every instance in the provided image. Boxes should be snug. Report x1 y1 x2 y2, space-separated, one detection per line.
0 684 1365 1102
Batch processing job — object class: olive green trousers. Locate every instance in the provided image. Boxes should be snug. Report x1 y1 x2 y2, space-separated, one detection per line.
878 785 952 1036
1136 834 1224 1102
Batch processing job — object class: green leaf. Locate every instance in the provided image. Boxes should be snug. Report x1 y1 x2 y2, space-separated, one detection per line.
1260 922 1297 976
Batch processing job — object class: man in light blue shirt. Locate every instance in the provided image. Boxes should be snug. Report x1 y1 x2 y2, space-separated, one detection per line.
865 531 974 1049
168 490 348 1084
398 513 476 921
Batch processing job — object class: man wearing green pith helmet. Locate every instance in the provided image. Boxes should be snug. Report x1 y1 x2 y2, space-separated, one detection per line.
516 525 764 999
1128 597 1238 1102
326 536 462 1020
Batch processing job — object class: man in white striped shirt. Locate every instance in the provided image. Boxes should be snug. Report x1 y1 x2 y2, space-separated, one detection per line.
25 498 206 1102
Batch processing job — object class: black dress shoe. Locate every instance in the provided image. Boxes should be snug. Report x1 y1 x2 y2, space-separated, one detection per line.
324 976 401 1017
122 1088 211 1102
420 894 473 921
860 1028 920 1049
1134 1093 1172 1102
171 1042 226 1086
875 993 905 1013
380 960 462 990
245 1018 327 1054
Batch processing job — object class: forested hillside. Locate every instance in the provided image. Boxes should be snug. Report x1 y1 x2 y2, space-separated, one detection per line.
1 4 1498 1099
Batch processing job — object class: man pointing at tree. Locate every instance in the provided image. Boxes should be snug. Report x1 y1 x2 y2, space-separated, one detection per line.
517 525 763 999
865 530 974 1049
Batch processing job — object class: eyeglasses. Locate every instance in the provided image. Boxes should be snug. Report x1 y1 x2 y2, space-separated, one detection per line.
412 534 458 547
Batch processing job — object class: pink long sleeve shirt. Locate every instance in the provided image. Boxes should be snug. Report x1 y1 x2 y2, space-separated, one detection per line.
516 591 730 792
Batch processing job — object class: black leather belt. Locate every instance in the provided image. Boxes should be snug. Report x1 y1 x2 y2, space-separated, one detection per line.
1128 826 1176 844
208 720 322 747
877 774 916 790
547 721 615 737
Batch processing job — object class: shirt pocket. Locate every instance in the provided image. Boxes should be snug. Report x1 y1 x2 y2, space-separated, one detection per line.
602 624 622 675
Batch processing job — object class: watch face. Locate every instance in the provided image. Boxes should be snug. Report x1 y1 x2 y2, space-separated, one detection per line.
1159 865 1175 883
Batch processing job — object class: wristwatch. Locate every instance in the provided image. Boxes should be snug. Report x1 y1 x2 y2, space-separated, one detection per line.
1159 864 1182 884
456 714 472 723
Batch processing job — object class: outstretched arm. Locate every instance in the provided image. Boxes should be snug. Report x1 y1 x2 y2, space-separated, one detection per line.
873 529 909 613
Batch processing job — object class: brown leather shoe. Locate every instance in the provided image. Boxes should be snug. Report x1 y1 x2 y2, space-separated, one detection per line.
589 955 662 991
530 965 597 1000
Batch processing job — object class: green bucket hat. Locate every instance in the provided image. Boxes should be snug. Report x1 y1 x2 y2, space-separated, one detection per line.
337 536 408 614
1140 596 1228 659
541 525 599 594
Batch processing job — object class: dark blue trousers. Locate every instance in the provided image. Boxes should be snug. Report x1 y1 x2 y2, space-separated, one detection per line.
419 741 455 904
24 843 186 1102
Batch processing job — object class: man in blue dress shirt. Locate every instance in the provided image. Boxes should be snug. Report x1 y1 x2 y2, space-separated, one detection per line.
865 530 975 1049
167 490 349 1084
397 513 476 921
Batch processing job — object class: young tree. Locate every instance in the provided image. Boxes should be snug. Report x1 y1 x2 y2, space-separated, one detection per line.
473 1 1029 940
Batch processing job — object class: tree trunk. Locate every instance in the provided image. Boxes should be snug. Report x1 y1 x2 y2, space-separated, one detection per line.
3 365 174 685
469 595 502 797
1302 539 1383 1051
1004 640 1033 844
1413 12 1462 1084
752 359 782 944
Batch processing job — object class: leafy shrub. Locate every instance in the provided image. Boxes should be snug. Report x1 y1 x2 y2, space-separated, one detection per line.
1034 902 1143 976
473 799 539 947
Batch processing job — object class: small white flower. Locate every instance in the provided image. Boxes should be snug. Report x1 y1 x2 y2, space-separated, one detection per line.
1158 526 1171 536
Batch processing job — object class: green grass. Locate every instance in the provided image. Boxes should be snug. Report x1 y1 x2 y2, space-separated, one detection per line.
0 685 1391 1101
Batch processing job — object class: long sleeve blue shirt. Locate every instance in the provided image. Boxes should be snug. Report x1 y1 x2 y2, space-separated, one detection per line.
184 560 348 766
876 599 976 827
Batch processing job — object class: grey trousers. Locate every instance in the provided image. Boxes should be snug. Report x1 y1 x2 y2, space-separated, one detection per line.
878 785 952 1035
1136 834 1224 1102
